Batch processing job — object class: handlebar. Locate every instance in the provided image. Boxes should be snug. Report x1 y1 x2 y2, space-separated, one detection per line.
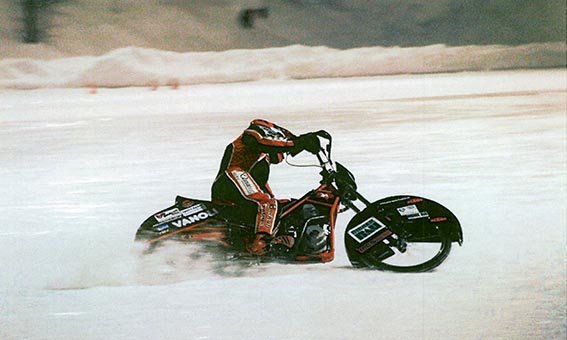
314 129 332 142
286 129 334 172
314 130 334 174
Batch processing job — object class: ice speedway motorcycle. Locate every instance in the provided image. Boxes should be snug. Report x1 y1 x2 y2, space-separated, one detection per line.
136 131 463 272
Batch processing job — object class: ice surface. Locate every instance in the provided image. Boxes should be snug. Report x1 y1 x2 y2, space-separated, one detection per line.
0 69 565 339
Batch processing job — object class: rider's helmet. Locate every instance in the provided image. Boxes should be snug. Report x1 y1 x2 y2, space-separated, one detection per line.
249 119 295 141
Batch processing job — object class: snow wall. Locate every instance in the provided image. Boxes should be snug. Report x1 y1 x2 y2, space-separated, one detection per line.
0 42 565 90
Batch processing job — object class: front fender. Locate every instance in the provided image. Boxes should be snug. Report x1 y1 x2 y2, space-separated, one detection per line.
371 195 463 245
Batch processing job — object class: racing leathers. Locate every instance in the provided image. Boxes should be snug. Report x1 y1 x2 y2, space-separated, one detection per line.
211 119 319 255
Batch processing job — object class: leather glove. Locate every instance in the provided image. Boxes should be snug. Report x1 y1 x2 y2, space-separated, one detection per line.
247 233 270 256
296 133 320 154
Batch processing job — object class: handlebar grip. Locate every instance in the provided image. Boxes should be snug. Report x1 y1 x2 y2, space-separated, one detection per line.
315 130 331 140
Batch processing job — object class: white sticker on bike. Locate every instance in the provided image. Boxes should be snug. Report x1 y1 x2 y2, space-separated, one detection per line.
397 205 430 219
154 208 182 222
397 205 419 216
181 204 205 216
348 217 388 243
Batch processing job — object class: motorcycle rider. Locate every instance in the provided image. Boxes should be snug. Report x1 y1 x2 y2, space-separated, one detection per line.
211 119 320 255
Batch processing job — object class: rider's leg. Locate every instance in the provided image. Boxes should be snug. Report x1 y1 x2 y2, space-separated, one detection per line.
223 169 278 235
214 169 280 255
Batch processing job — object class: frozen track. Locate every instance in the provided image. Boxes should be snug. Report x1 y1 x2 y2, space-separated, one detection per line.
1 70 566 339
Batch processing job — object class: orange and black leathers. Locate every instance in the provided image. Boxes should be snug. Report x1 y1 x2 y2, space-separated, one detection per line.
211 119 301 237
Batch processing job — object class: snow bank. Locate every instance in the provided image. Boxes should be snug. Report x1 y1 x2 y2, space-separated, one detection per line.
0 42 565 89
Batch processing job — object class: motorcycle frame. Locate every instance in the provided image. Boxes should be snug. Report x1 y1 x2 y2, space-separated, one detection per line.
278 182 341 263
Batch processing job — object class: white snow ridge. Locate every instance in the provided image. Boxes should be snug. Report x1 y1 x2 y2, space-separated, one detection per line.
1 42 565 89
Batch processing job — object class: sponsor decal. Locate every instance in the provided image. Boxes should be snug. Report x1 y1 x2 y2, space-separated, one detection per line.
155 208 182 222
231 170 259 196
181 204 205 216
357 229 393 253
257 202 277 231
266 203 277 229
408 211 430 220
256 124 287 140
397 205 419 216
398 205 429 220
407 198 423 204
315 190 334 201
348 217 388 243
258 203 267 228
181 200 194 208
431 217 448 223
153 223 169 232
171 209 218 228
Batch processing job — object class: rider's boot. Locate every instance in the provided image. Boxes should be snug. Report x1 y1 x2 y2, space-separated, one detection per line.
272 235 295 249
270 234 295 257
247 233 270 255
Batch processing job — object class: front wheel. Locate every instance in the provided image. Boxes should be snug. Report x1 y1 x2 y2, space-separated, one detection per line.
344 196 459 273
355 225 452 272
